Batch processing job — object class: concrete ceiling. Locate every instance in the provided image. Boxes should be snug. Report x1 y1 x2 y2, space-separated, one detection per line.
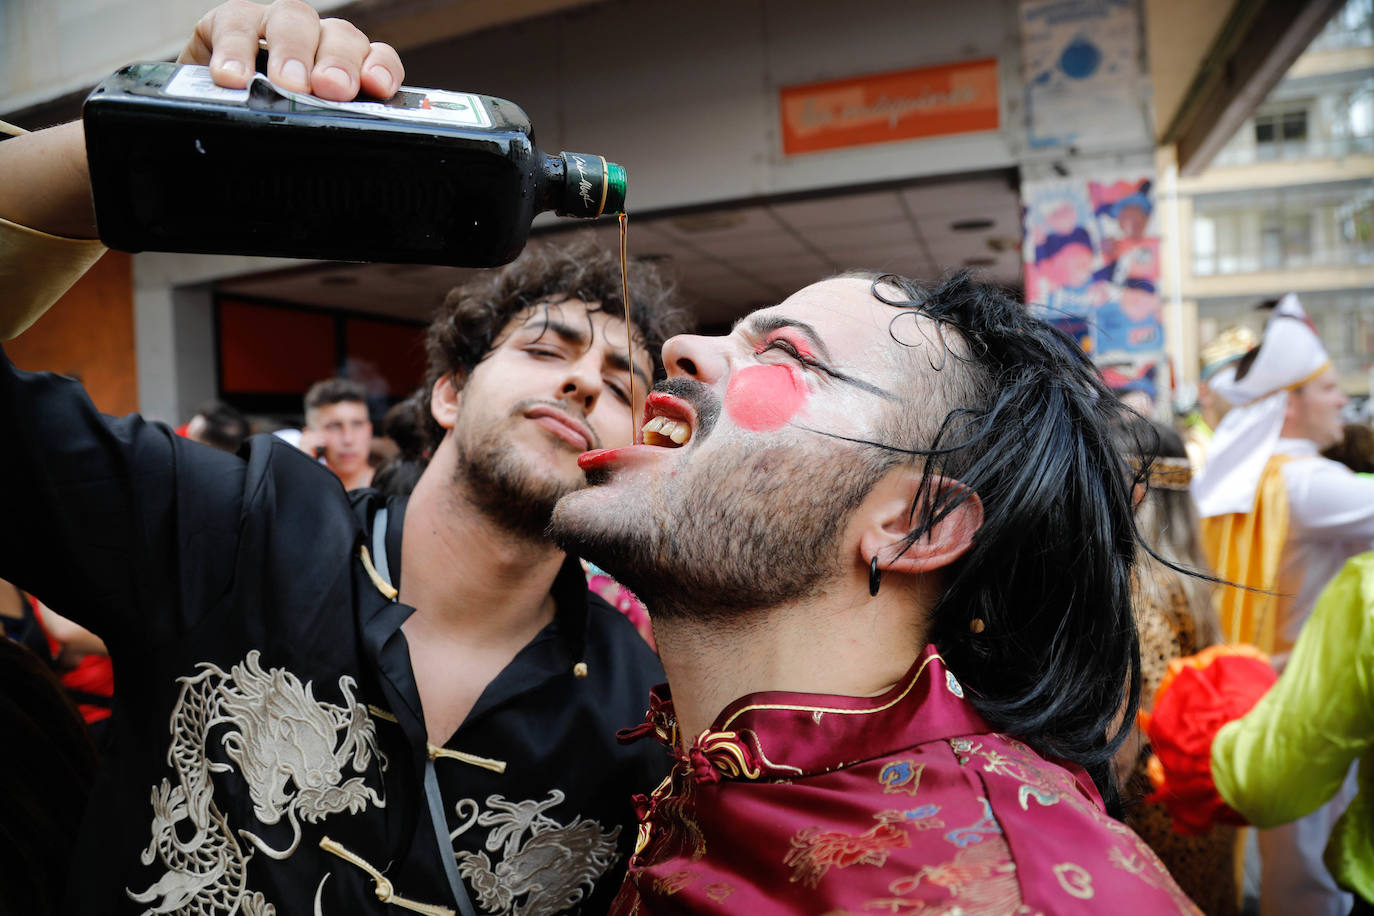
216 170 1023 331
339 0 610 54
1145 0 1240 141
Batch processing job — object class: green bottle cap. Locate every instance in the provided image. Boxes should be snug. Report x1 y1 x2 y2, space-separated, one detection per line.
604 161 628 214
558 152 627 219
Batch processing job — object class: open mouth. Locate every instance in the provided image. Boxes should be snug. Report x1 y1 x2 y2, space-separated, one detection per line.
639 392 696 448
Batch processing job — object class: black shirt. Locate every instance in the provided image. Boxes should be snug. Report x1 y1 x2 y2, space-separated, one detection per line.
0 348 670 915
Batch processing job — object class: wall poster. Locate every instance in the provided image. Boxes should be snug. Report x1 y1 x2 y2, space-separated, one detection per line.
1023 170 1164 401
1020 0 1151 151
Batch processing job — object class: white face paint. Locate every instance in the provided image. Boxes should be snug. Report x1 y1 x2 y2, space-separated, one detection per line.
552 278 915 619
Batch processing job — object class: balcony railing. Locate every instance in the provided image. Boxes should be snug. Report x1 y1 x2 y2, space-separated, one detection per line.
1213 135 1374 166
1193 244 1374 276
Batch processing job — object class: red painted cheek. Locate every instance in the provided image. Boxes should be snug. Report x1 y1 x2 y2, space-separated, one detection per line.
725 364 807 432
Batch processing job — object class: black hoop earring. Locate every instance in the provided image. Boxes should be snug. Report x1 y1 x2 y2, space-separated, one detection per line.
869 556 882 597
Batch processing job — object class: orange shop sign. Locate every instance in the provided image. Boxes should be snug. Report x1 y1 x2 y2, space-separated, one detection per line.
780 58 1000 155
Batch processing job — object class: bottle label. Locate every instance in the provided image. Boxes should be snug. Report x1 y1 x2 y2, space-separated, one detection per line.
161 65 492 129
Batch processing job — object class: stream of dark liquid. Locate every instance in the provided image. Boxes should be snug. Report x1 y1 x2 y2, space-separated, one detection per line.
618 211 636 445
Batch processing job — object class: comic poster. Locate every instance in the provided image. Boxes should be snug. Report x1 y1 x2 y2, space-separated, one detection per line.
1020 0 1151 151
1023 171 1163 401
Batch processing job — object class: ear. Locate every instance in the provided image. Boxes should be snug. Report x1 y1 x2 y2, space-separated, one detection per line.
857 469 983 578
429 371 464 431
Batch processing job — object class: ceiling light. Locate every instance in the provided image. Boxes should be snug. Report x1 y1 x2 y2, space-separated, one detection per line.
950 218 995 232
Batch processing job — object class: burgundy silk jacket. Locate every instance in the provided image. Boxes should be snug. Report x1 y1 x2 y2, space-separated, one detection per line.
613 645 1201 915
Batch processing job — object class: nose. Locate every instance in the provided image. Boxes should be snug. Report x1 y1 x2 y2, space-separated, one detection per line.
557 350 604 413
662 333 729 385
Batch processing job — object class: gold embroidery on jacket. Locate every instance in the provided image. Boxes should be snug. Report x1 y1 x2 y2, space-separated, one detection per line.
127 651 388 914
319 837 455 915
449 790 621 916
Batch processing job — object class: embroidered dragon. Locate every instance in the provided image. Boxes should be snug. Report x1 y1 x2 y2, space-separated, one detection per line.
128 651 387 915
451 790 621 916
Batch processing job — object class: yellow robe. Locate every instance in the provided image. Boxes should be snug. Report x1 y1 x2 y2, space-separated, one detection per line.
1201 455 1296 656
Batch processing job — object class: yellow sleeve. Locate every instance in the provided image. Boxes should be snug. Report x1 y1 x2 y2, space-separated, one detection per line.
0 215 108 340
1211 552 1374 826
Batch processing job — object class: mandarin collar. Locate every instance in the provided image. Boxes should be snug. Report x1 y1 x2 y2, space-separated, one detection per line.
623 645 989 782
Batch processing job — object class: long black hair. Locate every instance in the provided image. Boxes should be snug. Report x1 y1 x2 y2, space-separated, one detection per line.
845 271 1143 813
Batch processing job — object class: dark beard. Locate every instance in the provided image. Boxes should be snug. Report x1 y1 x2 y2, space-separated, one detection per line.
551 379 888 621
456 432 582 543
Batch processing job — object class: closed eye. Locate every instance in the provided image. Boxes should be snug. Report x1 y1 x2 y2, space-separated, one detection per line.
759 336 897 401
761 338 813 368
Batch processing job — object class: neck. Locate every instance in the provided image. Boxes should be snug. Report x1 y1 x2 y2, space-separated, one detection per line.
1277 419 1310 443
398 461 565 642
651 575 932 752
335 464 374 491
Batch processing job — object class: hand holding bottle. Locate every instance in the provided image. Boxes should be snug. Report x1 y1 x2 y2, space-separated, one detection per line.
177 0 403 102
0 0 399 239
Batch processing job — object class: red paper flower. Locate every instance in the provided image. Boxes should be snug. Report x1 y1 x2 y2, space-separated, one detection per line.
1139 645 1277 834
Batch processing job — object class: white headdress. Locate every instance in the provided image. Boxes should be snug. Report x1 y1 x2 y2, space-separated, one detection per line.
1191 294 1330 518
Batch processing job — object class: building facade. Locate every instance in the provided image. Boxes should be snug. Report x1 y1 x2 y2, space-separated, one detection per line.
1175 0 1374 407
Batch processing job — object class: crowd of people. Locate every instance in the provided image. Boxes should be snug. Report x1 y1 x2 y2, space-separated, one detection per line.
0 2 1370 915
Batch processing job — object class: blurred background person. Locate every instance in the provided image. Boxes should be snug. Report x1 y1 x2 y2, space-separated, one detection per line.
1114 415 1235 916
0 578 113 748
31 597 114 748
1182 326 1258 473
371 387 431 499
1145 550 1374 916
299 377 374 490
1192 293 1374 916
176 399 249 453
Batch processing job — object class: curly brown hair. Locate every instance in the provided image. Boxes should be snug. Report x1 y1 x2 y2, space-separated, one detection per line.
425 235 692 399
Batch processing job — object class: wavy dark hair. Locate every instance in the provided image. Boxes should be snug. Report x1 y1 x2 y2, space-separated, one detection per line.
836 270 1143 812
423 235 693 443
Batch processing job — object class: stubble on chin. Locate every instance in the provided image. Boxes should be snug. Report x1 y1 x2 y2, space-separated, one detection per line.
455 430 586 544
550 442 885 623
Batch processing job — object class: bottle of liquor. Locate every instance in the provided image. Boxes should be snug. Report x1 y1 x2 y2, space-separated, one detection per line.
82 62 627 267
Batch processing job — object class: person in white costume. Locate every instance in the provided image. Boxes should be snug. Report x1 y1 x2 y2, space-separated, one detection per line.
1191 292 1374 916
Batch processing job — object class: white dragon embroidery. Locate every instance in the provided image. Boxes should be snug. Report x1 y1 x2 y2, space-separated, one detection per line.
451 790 621 916
127 651 387 915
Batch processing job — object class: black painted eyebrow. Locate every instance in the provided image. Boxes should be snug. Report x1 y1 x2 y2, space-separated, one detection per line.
739 314 897 401
526 317 650 390
740 315 835 363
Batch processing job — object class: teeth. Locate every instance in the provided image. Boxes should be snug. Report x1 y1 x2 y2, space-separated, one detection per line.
640 415 692 447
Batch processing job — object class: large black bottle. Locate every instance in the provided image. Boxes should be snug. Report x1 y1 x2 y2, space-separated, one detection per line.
82 62 627 267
